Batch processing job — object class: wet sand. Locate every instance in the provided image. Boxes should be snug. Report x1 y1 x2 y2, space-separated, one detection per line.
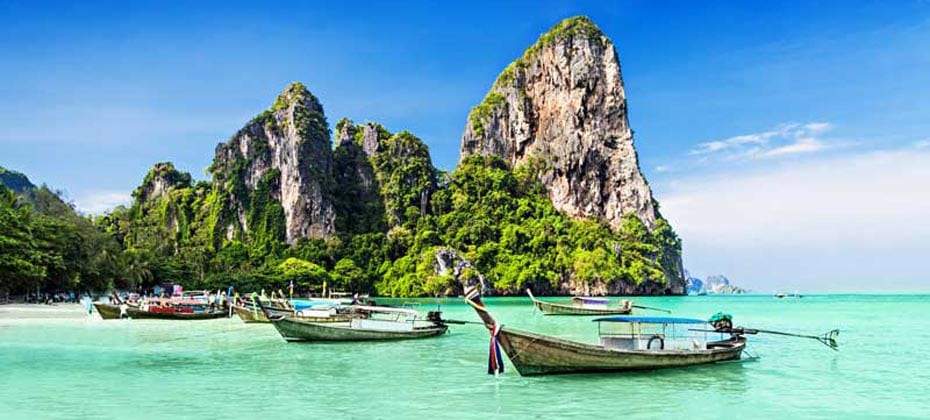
0 303 93 321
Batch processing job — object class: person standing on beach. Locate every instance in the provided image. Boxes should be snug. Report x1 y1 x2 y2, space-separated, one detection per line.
83 296 93 315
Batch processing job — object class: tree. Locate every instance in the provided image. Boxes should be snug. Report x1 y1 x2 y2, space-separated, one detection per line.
332 258 364 292
120 248 156 291
0 186 44 292
277 257 330 292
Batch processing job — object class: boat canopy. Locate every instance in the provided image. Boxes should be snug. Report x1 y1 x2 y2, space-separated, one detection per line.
351 306 420 317
572 296 610 304
593 316 706 324
291 300 339 311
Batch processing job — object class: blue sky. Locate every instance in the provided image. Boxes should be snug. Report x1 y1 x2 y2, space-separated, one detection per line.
2 1 928 291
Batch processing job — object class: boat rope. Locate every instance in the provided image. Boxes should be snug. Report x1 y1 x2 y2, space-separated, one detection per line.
742 344 759 360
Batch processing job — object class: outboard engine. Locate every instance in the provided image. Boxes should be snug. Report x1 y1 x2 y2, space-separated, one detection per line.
427 310 444 324
709 312 733 331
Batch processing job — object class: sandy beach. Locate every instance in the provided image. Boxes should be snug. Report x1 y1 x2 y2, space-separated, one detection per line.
0 303 93 321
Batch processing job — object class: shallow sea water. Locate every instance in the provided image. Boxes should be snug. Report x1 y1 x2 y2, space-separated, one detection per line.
1 294 927 419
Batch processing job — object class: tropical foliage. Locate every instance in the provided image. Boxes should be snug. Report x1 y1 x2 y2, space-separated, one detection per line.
0 182 122 295
0 106 681 297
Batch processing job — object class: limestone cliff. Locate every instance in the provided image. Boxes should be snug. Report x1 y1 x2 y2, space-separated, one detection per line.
124 162 213 254
110 18 685 296
211 82 335 244
461 16 658 230
332 120 387 234
334 119 437 231
132 162 192 203
0 166 36 195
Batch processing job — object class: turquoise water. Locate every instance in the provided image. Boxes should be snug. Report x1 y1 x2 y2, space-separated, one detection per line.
1 294 928 419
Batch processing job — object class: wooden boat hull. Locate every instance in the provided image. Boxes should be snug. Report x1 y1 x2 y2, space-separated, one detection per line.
270 317 447 342
531 299 632 316
497 328 745 376
232 304 268 323
94 303 228 320
233 304 362 324
93 302 121 319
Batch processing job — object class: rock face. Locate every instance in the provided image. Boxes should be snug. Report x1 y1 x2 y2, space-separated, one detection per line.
333 119 437 231
0 166 36 194
704 275 746 294
686 273 747 295
332 120 387 234
212 83 335 244
563 278 672 296
433 248 489 294
460 16 657 230
133 162 192 203
685 271 705 295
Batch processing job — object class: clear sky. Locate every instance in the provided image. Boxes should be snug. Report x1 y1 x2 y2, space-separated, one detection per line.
2 1 928 291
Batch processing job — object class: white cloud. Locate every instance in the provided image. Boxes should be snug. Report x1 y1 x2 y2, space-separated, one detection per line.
658 148 930 291
74 190 130 214
915 139 930 149
803 122 832 134
757 137 826 158
691 127 784 155
690 121 834 161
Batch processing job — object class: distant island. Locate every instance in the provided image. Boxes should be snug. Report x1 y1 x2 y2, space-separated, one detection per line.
0 16 686 298
685 272 748 295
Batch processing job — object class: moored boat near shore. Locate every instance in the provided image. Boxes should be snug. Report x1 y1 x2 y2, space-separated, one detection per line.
232 303 364 324
468 287 744 376
232 304 269 323
528 289 645 316
231 296 295 322
93 302 228 320
93 302 122 320
266 306 448 342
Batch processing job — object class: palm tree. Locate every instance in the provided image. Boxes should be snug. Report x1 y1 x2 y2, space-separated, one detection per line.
120 248 154 291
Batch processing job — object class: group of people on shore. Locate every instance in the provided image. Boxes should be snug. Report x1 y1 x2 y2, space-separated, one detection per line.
20 291 87 305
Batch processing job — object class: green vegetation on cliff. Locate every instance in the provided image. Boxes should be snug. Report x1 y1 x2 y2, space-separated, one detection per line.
431 155 674 293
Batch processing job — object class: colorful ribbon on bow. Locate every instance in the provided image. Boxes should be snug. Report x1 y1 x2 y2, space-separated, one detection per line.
488 322 504 375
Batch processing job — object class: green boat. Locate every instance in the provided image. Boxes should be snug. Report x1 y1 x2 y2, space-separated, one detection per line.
267 306 448 342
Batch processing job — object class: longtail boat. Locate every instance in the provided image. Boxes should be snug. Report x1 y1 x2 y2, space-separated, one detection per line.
231 296 295 323
94 302 122 319
264 305 448 342
466 287 745 376
232 304 270 323
232 303 363 324
93 302 228 320
527 289 634 316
